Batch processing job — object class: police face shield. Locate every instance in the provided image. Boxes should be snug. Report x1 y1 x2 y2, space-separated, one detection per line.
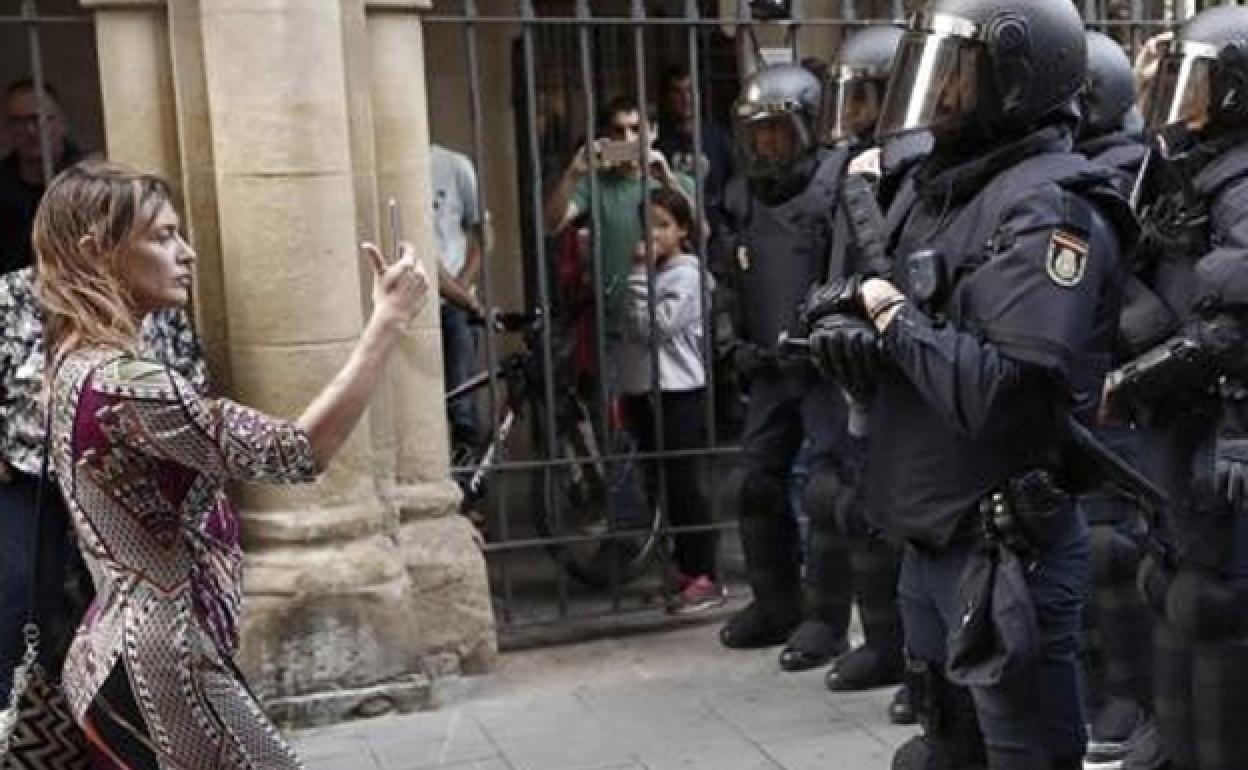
1145 41 1217 140
876 17 981 140
826 70 887 144
733 104 814 180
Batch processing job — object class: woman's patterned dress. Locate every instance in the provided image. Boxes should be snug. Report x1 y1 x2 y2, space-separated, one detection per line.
49 350 318 769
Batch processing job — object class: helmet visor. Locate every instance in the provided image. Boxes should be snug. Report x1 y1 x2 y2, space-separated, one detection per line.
876 31 979 140
732 105 814 179
825 73 886 143
1145 44 1217 135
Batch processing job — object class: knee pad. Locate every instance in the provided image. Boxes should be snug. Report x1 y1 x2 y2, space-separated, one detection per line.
1164 568 1248 640
737 469 785 521
801 464 863 537
1091 527 1141 585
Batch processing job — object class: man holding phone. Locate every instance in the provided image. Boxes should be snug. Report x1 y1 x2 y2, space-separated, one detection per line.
431 144 485 466
543 97 696 333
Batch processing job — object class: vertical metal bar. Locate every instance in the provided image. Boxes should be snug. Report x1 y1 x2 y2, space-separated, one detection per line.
22 0 55 185
460 0 512 627
686 0 715 454
685 0 722 602
1132 0 1146 58
633 0 661 612
572 0 619 606
892 0 904 21
841 0 857 24
520 0 569 619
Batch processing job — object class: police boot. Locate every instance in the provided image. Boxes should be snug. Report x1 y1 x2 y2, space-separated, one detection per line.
780 467 853 671
896 658 986 769
891 736 986 770
778 619 848 671
824 645 905 690
1084 696 1147 769
723 471 802 649
889 682 917 725
719 602 800 649
826 540 905 690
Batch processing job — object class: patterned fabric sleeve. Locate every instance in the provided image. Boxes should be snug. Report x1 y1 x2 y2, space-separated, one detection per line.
93 355 319 484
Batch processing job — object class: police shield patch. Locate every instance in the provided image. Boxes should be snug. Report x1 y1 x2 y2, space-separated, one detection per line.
1045 230 1088 288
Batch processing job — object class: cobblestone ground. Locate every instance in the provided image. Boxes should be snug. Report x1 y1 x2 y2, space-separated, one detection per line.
292 620 917 770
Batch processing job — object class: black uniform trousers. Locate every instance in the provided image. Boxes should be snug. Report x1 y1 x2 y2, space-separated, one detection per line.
899 515 1090 766
737 366 854 632
1077 426 1153 714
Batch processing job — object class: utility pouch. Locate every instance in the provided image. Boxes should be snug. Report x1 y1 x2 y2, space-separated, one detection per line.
1006 469 1073 548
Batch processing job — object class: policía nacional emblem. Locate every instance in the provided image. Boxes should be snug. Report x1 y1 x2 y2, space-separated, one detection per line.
1045 230 1088 288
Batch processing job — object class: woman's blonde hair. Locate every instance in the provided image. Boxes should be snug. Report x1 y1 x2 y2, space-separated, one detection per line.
33 160 175 366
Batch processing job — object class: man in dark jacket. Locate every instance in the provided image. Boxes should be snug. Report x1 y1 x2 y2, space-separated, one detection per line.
0 79 83 274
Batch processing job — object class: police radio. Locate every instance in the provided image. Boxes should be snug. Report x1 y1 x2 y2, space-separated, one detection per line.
904 249 948 318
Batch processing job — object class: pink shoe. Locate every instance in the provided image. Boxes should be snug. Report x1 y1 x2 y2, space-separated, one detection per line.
669 575 727 616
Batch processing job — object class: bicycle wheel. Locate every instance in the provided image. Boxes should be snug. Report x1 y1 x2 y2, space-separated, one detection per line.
537 402 663 589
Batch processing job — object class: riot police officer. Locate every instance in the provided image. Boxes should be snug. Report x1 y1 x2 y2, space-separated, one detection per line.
805 1 1135 767
1079 30 1149 195
712 64 857 672
1110 7 1248 769
1074 28 1156 769
817 23 917 719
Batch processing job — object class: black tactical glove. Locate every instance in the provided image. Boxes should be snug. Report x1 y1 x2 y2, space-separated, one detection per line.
1187 313 1248 380
1214 438 1248 513
799 274 866 330
730 340 777 377
808 313 882 401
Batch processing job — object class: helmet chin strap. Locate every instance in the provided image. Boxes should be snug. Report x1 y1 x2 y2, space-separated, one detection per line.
750 153 817 204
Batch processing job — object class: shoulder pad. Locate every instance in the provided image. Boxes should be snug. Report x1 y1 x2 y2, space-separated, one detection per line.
1195 143 1248 200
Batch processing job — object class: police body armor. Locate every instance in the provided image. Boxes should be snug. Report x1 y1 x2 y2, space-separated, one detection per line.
1135 141 1248 582
871 144 1132 548
722 147 850 350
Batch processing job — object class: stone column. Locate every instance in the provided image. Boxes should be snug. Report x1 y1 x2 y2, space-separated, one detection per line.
190 0 428 726
365 0 497 676
85 0 179 177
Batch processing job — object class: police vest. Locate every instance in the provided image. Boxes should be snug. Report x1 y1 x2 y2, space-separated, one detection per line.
722 148 850 349
886 151 1132 382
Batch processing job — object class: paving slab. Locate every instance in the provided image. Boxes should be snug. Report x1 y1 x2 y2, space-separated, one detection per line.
292 622 917 770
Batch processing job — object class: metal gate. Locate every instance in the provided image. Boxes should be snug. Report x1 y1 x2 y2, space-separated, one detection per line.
421 0 1207 647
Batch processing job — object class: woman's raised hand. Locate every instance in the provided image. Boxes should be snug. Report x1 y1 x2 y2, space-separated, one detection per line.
361 241 429 326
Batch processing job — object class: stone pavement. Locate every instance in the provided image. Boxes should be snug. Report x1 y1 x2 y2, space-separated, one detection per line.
292 621 917 770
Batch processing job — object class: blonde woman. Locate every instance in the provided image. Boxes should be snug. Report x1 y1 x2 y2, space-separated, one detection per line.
33 160 427 769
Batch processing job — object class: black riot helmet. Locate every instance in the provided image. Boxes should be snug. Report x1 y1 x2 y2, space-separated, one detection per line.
733 64 824 186
825 25 905 145
1082 30 1137 138
1145 5 1248 140
876 0 1087 142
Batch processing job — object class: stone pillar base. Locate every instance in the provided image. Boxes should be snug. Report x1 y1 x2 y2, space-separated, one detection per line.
401 511 498 677
265 674 432 729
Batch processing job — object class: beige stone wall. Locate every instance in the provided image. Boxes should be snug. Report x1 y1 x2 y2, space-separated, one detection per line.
82 0 496 729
